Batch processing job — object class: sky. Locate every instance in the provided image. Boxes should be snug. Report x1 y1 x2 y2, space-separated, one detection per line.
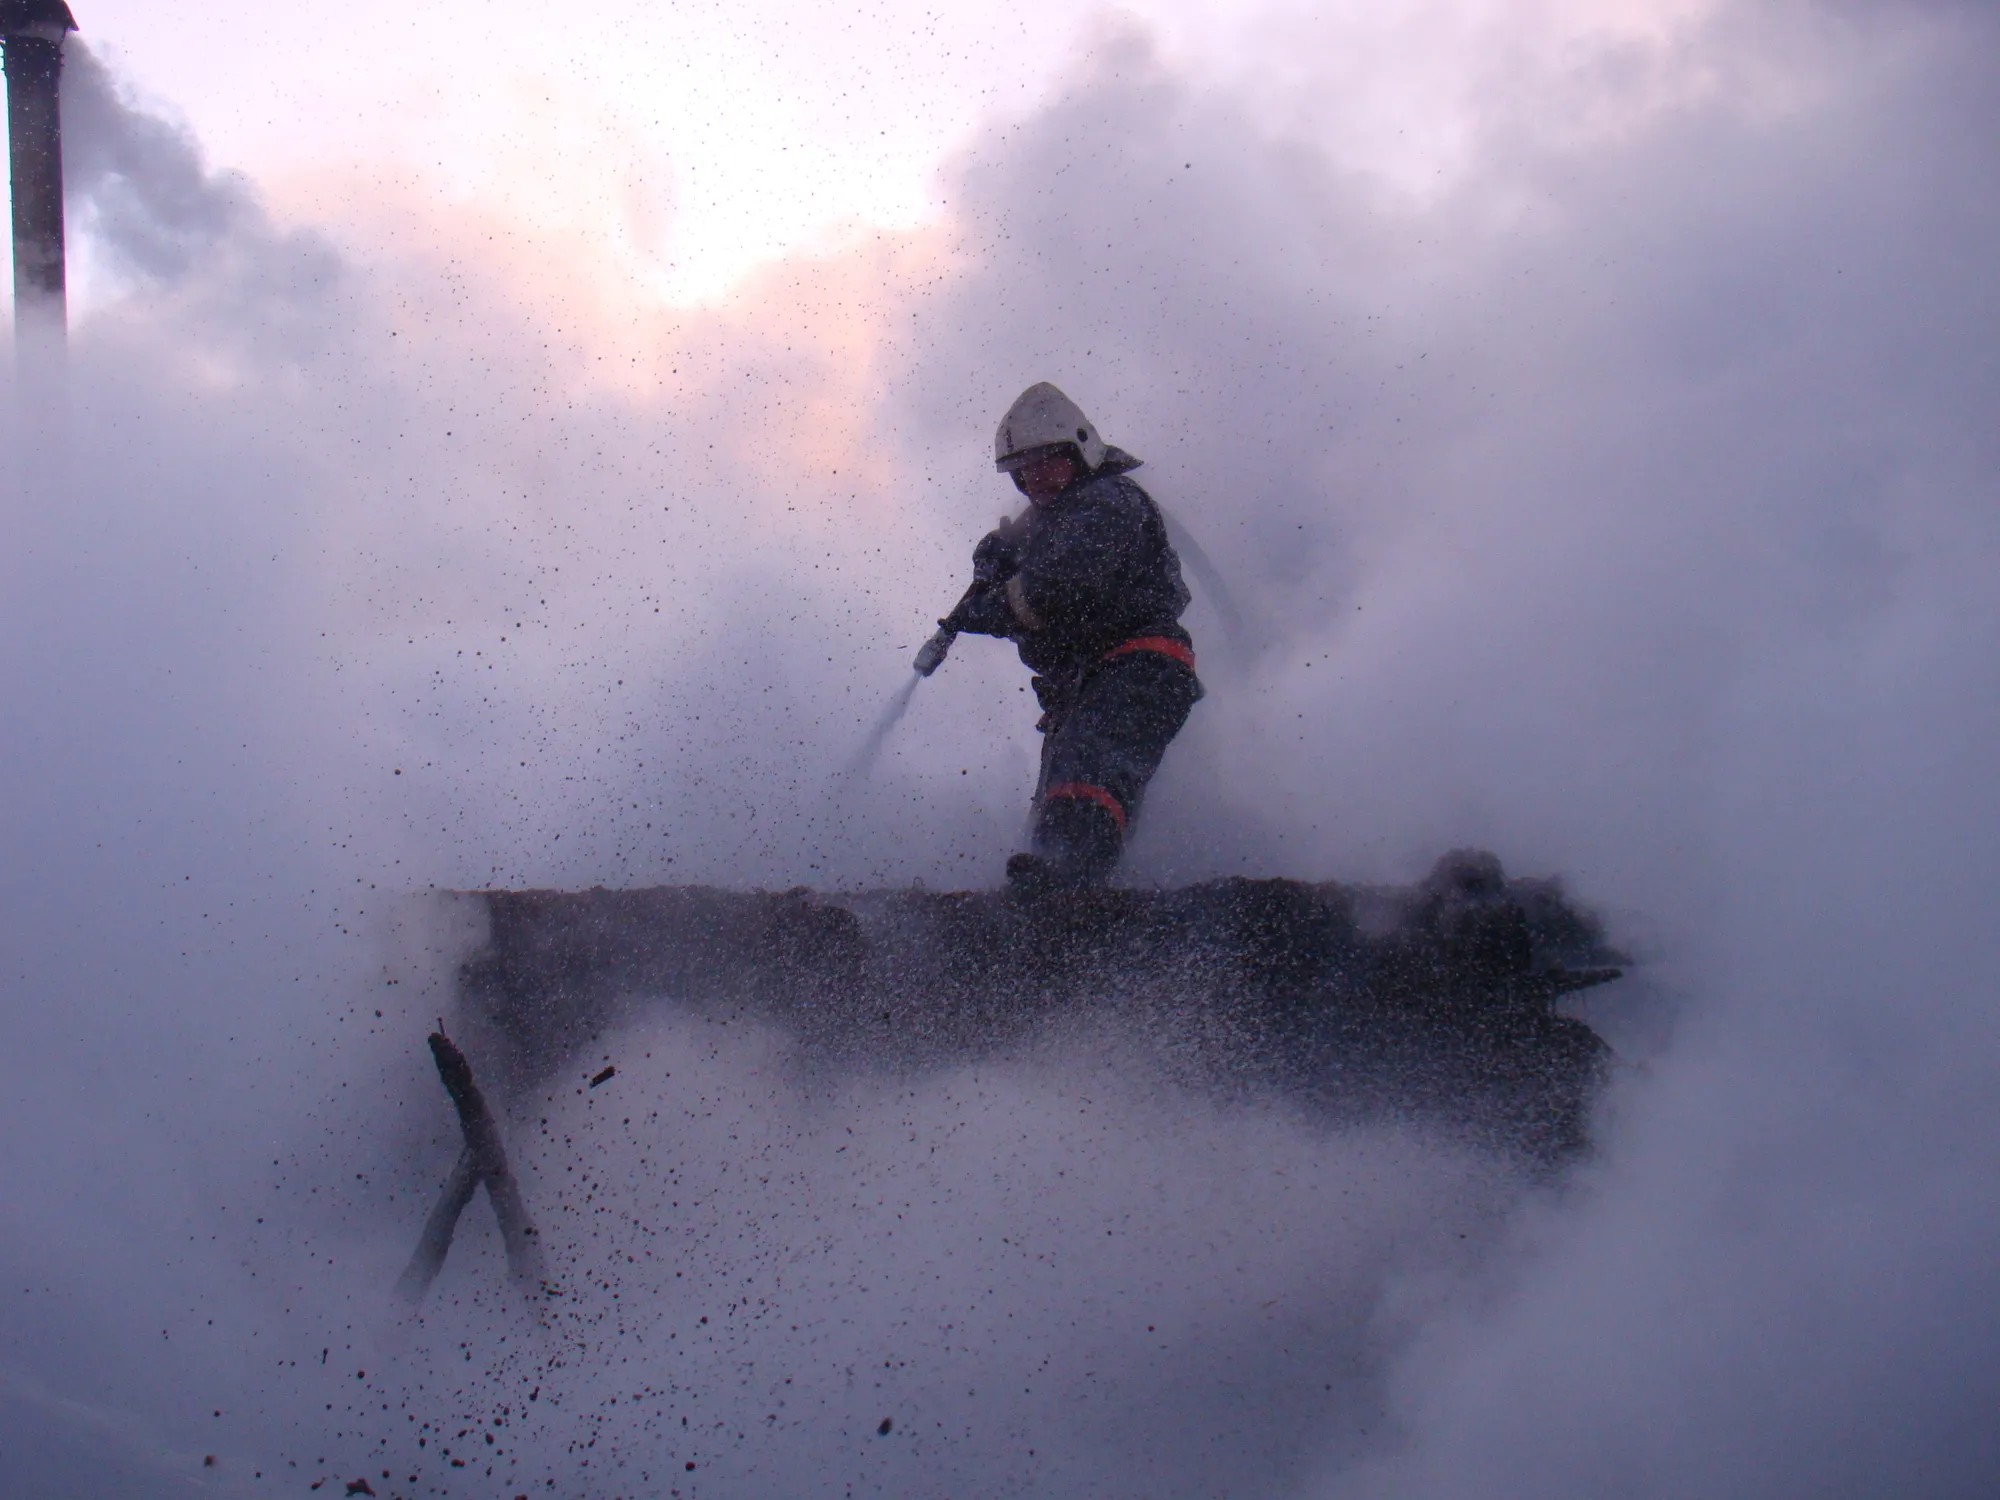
73 0 1718 300
4 0 2000 1496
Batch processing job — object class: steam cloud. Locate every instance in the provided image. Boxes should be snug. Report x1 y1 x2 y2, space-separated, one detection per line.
3 3 1999 1495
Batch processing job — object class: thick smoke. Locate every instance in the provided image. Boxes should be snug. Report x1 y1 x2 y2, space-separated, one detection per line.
3 3 1998 1495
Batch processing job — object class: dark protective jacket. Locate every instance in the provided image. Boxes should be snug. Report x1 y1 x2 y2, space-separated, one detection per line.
955 448 1194 676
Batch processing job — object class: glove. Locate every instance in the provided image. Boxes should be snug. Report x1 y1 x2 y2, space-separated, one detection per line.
944 583 1017 638
972 527 1021 586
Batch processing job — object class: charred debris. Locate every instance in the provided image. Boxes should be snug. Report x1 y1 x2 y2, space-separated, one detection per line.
447 850 1627 1160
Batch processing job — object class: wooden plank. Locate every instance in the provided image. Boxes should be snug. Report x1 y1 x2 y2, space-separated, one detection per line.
426 1031 548 1293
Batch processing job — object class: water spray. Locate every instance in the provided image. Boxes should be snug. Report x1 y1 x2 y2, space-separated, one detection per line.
844 672 922 778
845 584 984 778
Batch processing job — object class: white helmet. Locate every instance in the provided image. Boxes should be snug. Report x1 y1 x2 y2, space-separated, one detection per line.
994 382 1108 473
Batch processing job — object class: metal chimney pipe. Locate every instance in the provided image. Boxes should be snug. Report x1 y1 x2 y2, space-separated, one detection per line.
1 0 77 337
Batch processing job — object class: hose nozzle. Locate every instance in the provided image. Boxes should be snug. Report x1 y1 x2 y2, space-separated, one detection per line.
913 626 955 677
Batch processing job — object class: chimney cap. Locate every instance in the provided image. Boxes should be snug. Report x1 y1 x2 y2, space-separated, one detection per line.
0 1 78 41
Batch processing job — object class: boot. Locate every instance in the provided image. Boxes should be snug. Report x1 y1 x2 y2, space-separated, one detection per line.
1008 797 1122 893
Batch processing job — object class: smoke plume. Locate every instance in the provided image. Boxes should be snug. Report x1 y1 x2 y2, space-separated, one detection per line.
2 3 1998 1495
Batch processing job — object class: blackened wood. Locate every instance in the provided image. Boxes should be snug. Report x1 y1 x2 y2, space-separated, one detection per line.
454 851 1632 1159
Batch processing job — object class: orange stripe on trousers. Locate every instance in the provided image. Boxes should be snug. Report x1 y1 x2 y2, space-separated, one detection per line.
1043 781 1127 833
1102 635 1196 670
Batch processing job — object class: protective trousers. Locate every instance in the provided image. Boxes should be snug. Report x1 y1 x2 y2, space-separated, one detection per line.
1030 649 1201 884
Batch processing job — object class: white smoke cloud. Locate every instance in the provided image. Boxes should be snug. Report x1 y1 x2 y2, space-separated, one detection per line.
3 1 1998 1494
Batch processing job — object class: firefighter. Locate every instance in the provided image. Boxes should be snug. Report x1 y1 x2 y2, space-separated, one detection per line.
944 382 1202 890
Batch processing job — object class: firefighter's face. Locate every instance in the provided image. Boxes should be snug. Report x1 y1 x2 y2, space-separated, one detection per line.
1012 450 1077 506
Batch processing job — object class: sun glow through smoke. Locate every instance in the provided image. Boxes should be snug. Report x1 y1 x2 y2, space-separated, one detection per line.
69 0 1729 309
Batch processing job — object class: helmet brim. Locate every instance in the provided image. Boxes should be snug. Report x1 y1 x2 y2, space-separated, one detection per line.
994 441 1078 474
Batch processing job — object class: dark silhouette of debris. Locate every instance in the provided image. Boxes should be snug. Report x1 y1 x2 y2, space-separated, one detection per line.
392 1146 478 1308
393 1031 548 1312
589 1065 616 1087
